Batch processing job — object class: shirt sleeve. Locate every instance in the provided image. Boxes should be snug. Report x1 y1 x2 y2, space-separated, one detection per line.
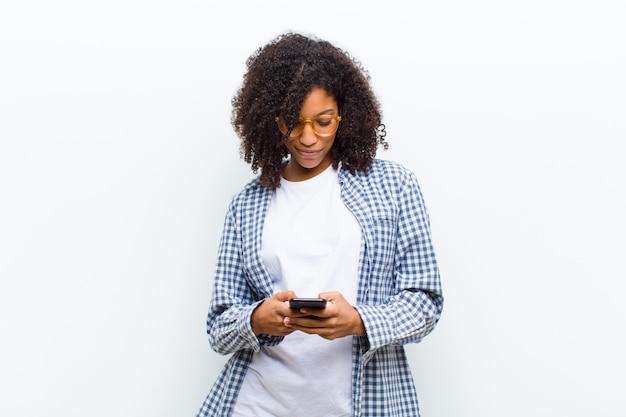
206 201 283 355
355 169 443 363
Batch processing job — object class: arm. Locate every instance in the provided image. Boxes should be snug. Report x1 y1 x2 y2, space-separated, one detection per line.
206 202 286 355
355 169 443 359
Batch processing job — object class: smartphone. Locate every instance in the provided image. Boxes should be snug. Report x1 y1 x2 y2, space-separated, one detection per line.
288 297 327 309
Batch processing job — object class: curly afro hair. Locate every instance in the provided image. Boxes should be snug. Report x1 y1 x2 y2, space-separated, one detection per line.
231 32 388 188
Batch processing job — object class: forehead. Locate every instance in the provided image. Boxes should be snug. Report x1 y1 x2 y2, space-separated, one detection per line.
299 88 338 116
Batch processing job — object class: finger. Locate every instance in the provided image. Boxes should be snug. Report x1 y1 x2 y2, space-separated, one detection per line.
289 323 337 339
287 310 315 318
299 307 329 318
287 316 329 329
318 291 342 303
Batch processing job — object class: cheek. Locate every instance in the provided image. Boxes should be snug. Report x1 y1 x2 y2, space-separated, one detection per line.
284 141 297 153
325 137 336 151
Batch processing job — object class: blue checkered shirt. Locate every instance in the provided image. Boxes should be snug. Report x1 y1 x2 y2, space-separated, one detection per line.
196 159 443 416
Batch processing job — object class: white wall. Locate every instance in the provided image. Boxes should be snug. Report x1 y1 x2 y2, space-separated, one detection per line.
1 1 624 416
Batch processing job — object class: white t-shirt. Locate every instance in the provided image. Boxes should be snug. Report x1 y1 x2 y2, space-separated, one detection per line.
232 165 362 417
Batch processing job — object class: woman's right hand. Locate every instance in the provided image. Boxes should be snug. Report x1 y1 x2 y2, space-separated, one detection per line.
251 291 297 337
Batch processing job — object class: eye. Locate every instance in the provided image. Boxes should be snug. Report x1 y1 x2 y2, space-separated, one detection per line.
315 116 334 127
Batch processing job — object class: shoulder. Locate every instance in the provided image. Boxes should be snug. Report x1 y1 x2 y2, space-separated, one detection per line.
337 159 422 219
227 177 274 214
369 159 414 180
340 158 416 188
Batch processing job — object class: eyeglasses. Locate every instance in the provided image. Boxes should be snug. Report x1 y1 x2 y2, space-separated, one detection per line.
275 115 342 137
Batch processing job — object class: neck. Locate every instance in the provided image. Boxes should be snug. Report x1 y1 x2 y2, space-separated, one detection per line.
283 160 332 182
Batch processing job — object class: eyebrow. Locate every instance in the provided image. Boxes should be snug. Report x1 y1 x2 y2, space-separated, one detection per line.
307 109 336 117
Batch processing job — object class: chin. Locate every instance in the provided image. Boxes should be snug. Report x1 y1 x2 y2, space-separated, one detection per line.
293 158 323 170
301 162 323 169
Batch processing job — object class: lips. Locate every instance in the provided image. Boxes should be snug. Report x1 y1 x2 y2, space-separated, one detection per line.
295 149 321 158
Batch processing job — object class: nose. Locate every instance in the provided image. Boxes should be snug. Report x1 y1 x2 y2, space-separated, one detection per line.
299 123 318 146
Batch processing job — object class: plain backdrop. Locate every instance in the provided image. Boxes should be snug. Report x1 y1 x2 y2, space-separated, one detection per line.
1 1 625 416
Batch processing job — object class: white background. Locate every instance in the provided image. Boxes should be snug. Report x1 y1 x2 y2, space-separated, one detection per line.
1 1 625 416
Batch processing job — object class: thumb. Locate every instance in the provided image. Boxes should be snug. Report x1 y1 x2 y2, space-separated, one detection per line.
275 290 297 302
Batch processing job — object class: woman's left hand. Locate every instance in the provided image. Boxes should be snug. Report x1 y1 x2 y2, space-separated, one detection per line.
283 291 366 340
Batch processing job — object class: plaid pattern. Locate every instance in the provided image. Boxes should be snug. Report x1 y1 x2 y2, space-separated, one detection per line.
197 159 443 417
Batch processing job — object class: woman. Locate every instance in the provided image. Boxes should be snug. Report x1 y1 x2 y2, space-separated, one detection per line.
197 32 443 417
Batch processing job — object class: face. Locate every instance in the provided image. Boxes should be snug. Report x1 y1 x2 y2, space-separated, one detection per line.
282 88 339 182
